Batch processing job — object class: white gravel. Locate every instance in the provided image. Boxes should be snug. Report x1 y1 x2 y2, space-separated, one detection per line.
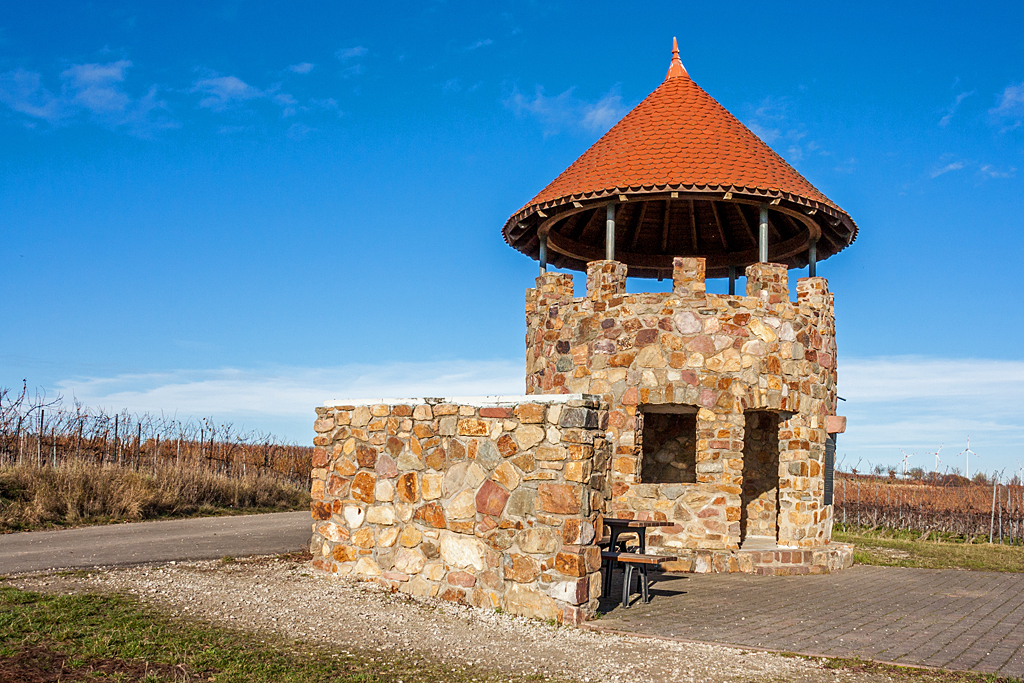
11 556 894 683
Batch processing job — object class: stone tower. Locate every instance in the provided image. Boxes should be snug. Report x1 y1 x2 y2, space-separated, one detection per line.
503 39 855 571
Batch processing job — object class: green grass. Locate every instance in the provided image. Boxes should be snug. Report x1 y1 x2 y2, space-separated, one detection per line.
834 526 1024 572
0 585 556 682
816 655 1022 682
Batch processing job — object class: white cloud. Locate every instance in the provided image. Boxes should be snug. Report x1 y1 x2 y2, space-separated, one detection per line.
288 62 315 74
191 74 265 111
990 82 1024 130
837 356 1024 476
0 67 67 122
466 39 493 50
979 164 1016 179
335 46 367 62
938 90 973 127
0 60 175 134
504 84 627 136
929 160 965 178
742 95 828 165
49 355 1024 475
580 90 626 133
55 360 523 441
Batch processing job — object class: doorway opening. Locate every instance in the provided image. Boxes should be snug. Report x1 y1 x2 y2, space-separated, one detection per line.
740 410 780 547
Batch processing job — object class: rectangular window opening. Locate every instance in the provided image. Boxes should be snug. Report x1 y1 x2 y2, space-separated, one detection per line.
640 405 697 484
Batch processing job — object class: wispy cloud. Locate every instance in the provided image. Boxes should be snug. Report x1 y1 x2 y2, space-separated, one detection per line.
979 164 1016 179
0 60 175 135
929 160 965 178
938 89 974 127
190 71 311 120
838 356 1024 475
50 355 1024 473
989 82 1024 131
335 46 368 78
504 84 627 136
288 62 315 74
55 360 523 441
466 39 493 50
743 95 829 166
335 46 368 61
191 74 265 111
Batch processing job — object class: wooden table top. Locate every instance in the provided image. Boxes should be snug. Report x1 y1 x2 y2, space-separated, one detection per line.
603 518 674 528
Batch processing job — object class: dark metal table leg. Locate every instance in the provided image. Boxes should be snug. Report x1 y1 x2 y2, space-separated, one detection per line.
622 564 632 608
641 565 650 603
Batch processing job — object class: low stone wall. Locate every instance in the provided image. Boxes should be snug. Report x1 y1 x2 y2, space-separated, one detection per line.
660 543 854 575
309 395 608 624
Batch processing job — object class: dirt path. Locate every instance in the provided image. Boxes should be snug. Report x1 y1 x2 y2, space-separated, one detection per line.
10 556 896 683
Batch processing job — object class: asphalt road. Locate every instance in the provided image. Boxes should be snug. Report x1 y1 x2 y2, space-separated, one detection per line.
0 511 312 574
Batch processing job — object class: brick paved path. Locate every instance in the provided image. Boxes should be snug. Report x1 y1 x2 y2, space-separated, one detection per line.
591 566 1024 676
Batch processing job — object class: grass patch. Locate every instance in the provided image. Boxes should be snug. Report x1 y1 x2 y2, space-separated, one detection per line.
818 655 1022 682
0 585 555 682
834 526 1024 572
0 461 311 533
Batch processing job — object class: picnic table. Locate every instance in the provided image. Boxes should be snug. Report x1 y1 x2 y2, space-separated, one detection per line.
601 518 676 606
602 517 673 554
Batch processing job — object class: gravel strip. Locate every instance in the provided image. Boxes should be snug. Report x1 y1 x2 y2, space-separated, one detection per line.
9 557 893 683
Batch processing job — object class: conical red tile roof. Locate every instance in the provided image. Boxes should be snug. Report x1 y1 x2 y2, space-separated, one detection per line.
521 44 844 216
502 40 857 277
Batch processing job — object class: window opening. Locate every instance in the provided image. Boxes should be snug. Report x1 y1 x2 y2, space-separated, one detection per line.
639 405 697 484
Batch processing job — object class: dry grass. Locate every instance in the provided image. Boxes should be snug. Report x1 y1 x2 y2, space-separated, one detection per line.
834 527 1024 572
0 460 311 533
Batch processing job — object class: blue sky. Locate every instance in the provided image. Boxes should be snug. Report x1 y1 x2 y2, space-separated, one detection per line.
2 1 1022 477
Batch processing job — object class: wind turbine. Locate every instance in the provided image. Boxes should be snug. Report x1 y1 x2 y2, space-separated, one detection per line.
900 449 916 479
927 444 943 473
959 437 977 480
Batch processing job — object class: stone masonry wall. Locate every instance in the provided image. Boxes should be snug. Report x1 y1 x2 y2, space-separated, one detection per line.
525 257 838 551
309 396 608 624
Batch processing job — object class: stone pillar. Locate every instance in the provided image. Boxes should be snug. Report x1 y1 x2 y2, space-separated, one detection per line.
776 414 827 548
746 263 789 304
672 257 706 302
586 260 627 302
796 276 829 309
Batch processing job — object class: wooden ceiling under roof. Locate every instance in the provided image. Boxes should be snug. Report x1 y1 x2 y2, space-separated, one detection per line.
505 190 856 280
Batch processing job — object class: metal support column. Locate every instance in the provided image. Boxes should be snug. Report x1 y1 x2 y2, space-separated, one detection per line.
759 204 768 263
539 233 548 273
606 203 616 261
808 239 817 277
728 266 736 295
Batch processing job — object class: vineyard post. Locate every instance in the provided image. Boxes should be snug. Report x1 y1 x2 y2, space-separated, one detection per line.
114 414 120 467
76 419 82 461
37 409 44 468
199 429 204 471
135 422 141 472
998 484 1004 544
51 425 56 467
989 478 998 543
16 417 23 465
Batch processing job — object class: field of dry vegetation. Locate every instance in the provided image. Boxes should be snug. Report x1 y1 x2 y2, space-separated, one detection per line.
835 472 1024 545
0 385 311 532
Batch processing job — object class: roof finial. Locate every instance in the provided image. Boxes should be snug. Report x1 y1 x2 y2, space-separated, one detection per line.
666 36 688 80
